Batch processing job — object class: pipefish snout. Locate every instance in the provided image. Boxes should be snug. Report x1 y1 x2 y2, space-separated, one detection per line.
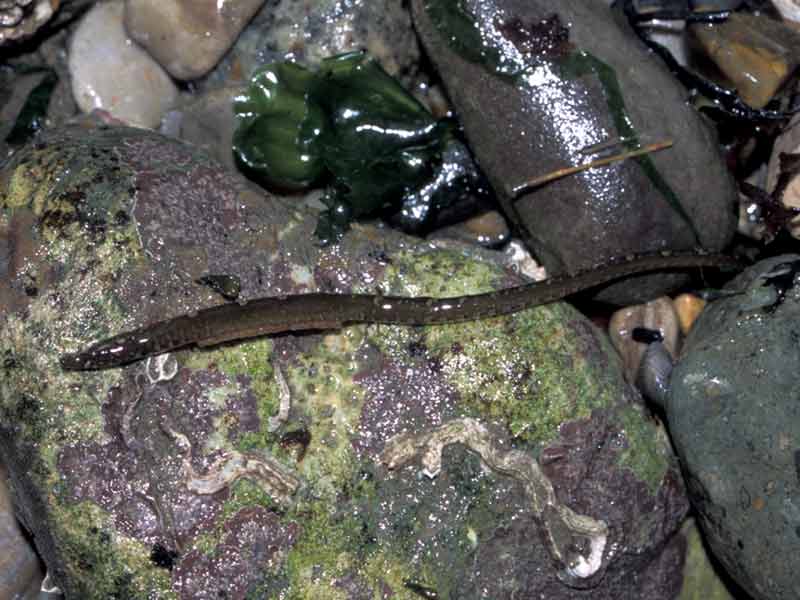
60 252 739 371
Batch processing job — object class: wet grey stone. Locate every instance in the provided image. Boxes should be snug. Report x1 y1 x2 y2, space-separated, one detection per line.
667 255 800 600
411 0 736 304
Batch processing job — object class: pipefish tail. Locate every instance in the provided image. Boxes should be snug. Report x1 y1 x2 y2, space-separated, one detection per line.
60 253 739 371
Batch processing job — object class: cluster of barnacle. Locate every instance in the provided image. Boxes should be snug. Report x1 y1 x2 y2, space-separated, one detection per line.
0 0 58 45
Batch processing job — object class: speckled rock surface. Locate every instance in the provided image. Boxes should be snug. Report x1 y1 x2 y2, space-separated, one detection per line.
2 125 689 599
410 0 736 304
668 255 800 600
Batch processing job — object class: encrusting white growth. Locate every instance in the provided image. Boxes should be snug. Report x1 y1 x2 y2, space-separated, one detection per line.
380 417 609 579
268 364 292 432
163 425 301 506
145 353 179 384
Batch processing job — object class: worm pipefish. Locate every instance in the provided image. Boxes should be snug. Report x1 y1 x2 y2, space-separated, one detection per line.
60 253 738 371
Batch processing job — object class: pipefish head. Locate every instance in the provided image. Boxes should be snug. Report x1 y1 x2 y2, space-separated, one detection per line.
59 333 152 371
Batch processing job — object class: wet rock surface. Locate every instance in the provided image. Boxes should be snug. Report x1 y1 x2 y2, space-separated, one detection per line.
1 125 690 599
667 255 800 600
0 460 44 599
410 0 737 304
160 86 240 170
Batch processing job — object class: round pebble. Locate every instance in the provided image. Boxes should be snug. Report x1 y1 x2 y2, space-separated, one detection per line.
609 296 680 383
125 0 266 81
773 0 800 23
430 210 510 247
672 293 707 336
68 0 178 128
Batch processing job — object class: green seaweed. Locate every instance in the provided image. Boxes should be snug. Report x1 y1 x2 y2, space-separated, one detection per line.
4 66 58 147
424 0 518 78
233 51 456 243
233 61 326 190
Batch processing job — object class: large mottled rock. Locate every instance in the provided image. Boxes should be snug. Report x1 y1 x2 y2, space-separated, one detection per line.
667 255 800 600
411 0 736 304
2 125 689 598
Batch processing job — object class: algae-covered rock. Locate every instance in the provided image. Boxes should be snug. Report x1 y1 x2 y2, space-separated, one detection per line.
677 519 737 600
1 125 688 598
668 255 800 600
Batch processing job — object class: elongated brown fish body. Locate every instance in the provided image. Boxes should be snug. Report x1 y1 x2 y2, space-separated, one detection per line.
60 253 738 371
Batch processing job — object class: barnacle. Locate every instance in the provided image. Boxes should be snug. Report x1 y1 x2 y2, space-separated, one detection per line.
0 0 59 45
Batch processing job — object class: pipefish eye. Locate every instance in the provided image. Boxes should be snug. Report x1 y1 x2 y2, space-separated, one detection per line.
59 352 89 371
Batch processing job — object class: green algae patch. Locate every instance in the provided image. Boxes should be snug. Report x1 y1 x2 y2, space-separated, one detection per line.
1 159 39 209
1 311 112 480
615 404 672 495
382 246 503 297
280 492 423 599
190 337 275 380
368 246 626 448
426 302 622 447
286 330 368 500
186 338 280 454
0 126 139 243
51 501 174 599
0 238 139 458
678 518 736 600
282 500 359 599
360 552 437 600
224 477 282 517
